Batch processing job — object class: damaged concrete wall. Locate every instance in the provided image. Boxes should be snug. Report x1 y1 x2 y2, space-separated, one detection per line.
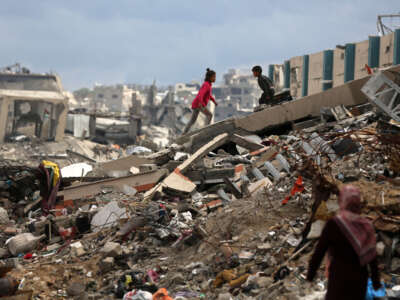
278 33 396 98
308 51 324 95
354 40 369 79
0 74 69 144
380 32 395 68
333 48 345 87
289 56 303 98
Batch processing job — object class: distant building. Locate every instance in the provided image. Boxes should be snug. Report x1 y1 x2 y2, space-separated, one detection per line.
213 69 261 121
92 84 142 113
174 82 200 103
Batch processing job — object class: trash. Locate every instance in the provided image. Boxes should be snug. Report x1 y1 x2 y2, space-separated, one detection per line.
122 185 138 196
152 288 174 300
126 146 152 155
365 278 386 300
123 290 153 300
91 201 128 231
60 162 93 178
7 233 45 256
282 176 304 205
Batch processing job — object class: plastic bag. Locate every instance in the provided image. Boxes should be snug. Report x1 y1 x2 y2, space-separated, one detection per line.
123 290 152 300
365 278 386 300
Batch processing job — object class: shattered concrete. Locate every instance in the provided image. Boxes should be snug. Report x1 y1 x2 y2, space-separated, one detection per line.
1 69 400 300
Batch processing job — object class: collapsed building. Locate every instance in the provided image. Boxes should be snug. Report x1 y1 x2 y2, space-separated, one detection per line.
0 69 70 144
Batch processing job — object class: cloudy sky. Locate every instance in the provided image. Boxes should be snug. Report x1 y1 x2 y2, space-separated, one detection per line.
0 1 398 90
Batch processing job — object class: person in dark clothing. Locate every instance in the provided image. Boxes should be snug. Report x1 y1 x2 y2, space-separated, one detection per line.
307 185 381 300
252 65 274 105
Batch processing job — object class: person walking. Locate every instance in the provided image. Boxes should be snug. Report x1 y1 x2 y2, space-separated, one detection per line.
182 68 217 134
252 65 274 105
307 185 381 300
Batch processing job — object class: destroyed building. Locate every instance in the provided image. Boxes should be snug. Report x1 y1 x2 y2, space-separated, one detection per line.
92 84 144 113
0 69 71 144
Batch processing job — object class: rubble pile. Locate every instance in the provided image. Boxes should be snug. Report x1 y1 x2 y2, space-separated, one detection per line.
1 75 400 299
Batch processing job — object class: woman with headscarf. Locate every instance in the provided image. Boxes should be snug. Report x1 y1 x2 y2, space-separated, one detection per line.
307 185 381 300
182 68 217 134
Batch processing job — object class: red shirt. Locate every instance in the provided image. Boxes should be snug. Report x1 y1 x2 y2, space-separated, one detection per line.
191 81 216 109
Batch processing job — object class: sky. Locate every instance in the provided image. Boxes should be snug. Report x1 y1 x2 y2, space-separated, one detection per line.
0 1 398 90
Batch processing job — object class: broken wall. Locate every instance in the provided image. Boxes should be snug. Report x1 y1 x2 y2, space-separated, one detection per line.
333 48 345 87
272 64 285 92
354 40 369 79
380 32 395 68
289 56 303 98
308 51 324 95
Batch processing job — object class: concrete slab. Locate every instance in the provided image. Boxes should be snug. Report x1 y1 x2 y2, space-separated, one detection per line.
59 169 168 201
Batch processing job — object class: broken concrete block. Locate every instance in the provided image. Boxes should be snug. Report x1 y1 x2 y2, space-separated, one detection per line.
264 162 280 181
276 154 290 173
70 241 86 257
251 167 265 180
91 201 128 232
60 169 168 201
248 178 272 196
99 257 114 273
163 170 196 194
223 177 242 199
100 242 122 257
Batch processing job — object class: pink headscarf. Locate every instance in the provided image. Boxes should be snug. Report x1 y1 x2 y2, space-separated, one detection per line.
334 185 377 266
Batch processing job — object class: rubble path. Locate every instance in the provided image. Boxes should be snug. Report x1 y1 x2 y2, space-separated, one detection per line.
7 194 312 299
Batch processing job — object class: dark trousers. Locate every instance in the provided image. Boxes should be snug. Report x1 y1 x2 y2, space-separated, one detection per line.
183 107 212 134
259 89 275 105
